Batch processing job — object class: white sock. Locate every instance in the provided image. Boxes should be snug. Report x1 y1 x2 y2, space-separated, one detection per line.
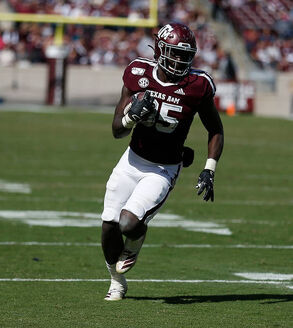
106 262 124 282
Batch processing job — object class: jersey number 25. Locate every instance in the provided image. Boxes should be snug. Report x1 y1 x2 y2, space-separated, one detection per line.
154 100 182 133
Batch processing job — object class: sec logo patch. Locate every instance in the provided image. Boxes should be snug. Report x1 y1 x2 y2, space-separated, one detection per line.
138 77 149 88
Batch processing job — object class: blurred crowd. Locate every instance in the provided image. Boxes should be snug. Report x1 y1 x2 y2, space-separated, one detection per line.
1 0 292 73
7 0 150 19
211 0 293 71
0 0 237 80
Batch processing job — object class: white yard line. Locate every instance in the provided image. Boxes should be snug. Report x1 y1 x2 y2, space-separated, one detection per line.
0 196 103 203
235 272 293 281
0 241 102 246
0 241 293 249
1 197 293 206
0 278 291 288
0 180 31 194
0 210 232 235
167 198 293 206
0 105 113 114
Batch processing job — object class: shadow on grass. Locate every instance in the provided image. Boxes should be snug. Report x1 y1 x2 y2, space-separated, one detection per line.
127 294 293 304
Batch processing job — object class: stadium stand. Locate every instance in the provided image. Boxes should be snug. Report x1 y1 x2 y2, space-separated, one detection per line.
2 0 291 72
212 0 293 71
0 0 236 80
0 0 292 118
7 0 150 19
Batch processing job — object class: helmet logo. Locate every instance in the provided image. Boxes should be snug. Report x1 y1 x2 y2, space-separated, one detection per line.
138 77 149 88
155 23 197 78
158 24 174 40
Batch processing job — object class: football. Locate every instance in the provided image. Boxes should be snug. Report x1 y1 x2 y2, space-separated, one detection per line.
123 91 156 127
123 91 145 115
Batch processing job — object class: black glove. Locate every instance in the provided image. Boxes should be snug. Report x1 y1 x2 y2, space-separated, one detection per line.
128 91 155 123
196 169 214 202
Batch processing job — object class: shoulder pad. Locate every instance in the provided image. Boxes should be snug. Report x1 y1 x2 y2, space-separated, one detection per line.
190 69 216 95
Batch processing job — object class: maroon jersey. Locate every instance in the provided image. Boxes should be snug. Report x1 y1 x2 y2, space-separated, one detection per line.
123 58 216 164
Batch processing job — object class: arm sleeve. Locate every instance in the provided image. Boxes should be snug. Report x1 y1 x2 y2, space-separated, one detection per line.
122 61 141 93
203 72 216 100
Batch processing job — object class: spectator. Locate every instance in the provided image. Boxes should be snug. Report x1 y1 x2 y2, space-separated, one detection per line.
218 50 238 81
136 28 154 59
217 0 293 71
274 11 293 40
211 0 222 21
0 44 16 66
253 40 272 68
0 0 235 75
15 41 30 64
0 33 5 50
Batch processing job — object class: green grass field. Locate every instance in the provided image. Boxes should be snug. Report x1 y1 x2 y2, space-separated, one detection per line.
0 108 293 328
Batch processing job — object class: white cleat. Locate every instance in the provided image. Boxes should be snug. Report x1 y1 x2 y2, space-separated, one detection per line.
104 277 128 301
116 249 138 274
116 234 145 274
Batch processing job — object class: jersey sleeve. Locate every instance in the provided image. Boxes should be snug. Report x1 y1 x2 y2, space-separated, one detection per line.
202 72 216 99
122 60 143 93
189 69 216 102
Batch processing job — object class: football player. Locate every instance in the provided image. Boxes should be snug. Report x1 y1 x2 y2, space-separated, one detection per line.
101 22 224 300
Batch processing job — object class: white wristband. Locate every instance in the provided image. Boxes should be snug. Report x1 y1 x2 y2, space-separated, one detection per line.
122 114 135 129
204 158 217 172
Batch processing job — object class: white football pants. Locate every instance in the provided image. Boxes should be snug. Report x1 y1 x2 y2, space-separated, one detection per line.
101 147 181 224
